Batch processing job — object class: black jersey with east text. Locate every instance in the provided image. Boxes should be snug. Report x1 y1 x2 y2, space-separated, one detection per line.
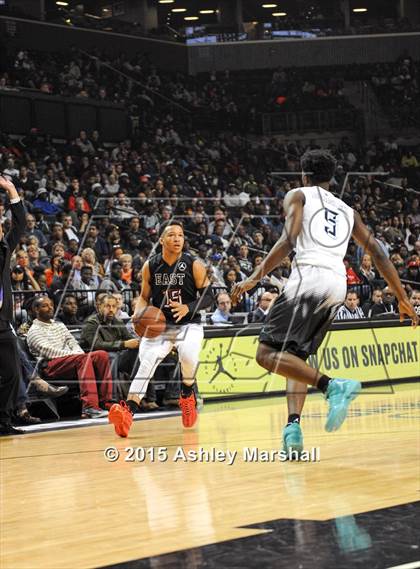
148 252 200 325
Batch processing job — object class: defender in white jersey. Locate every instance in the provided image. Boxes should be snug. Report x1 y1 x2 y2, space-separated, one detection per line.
232 150 417 454
260 183 354 355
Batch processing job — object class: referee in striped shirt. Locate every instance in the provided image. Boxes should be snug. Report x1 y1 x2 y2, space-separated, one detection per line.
335 290 366 320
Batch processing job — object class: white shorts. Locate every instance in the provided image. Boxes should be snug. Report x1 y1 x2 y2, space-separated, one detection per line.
132 323 204 388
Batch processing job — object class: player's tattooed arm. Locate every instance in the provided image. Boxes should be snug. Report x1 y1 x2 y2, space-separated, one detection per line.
188 259 214 315
192 258 211 289
132 261 152 319
231 190 304 305
352 211 418 328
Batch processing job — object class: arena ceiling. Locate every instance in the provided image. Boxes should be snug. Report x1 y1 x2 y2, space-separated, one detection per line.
45 0 400 29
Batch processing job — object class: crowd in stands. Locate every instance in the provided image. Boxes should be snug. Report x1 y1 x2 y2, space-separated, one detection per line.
371 53 420 128
1 123 418 324
1 48 418 133
0 53 418 315
0 47 419 427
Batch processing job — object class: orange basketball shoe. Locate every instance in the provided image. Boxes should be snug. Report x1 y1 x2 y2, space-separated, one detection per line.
108 401 133 437
179 393 198 428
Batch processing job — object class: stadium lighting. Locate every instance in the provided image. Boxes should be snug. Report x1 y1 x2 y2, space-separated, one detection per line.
272 12 287 16
262 4 277 7
56 1 69 5
172 7 187 12
353 7 367 12
184 16 199 20
199 10 215 14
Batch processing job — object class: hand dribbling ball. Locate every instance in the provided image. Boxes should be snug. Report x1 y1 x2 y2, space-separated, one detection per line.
132 306 166 338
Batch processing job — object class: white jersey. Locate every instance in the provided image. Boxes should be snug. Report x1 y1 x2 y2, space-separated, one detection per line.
289 185 354 278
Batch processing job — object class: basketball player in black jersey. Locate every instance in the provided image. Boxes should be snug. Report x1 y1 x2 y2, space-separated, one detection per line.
109 221 214 437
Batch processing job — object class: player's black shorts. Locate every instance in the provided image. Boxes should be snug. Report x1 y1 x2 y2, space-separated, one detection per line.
259 266 346 361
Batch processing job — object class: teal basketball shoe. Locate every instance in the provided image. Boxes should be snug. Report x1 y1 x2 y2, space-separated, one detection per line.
283 422 304 455
325 379 361 432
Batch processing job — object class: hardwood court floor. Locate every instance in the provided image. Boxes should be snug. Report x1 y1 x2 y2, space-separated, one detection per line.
1 383 419 569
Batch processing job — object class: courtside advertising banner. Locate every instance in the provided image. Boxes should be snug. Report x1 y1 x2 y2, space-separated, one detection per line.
197 324 420 398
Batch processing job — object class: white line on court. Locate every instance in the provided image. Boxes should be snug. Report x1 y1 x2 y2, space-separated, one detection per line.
386 561 420 569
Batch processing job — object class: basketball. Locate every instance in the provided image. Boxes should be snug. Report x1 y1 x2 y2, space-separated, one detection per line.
132 306 166 338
